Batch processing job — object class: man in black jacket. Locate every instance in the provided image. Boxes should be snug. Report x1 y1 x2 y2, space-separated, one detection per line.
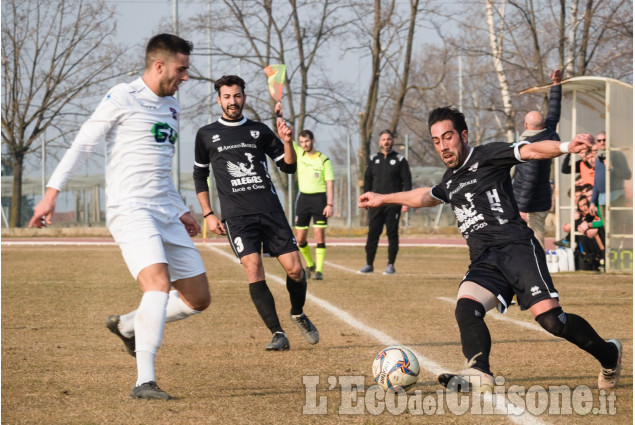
512 69 562 248
358 130 412 275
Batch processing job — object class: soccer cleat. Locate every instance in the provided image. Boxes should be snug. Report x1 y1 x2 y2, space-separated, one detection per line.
106 315 136 357
130 381 171 400
383 264 396 275
265 332 290 351
289 312 319 344
313 271 323 280
438 368 495 393
358 264 374 274
305 265 315 280
598 339 622 390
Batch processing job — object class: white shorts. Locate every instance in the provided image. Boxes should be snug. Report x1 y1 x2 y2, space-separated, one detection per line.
107 203 206 281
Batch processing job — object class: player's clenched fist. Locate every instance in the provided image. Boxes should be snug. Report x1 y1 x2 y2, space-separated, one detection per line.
358 191 384 209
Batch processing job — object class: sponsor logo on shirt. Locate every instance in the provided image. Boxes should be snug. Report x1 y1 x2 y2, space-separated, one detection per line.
455 192 486 236
151 122 177 145
170 107 178 120
212 134 221 143
390 159 396 165
217 143 258 152
468 162 479 172
448 178 477 200
227 153 266 192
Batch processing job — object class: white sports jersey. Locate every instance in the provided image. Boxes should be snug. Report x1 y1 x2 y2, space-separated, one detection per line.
47 78 187 214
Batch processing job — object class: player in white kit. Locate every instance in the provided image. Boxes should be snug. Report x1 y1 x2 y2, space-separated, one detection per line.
28 34 210 400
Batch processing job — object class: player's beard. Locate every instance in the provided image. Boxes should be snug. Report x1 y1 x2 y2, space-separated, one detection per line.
223 103 243 120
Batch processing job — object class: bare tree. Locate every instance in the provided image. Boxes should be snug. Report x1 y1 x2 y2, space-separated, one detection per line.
1 0 126 227
350 0 427 188
485 0 516 142
186 0 348 194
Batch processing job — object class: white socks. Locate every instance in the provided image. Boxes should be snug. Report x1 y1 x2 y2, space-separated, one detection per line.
165 290 202 322
134 291 168 386
118 290 202 337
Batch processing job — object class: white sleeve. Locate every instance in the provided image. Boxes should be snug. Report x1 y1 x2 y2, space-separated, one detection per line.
47 88 125 191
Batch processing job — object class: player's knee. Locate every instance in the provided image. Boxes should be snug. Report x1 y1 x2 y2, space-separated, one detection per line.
287 264 304 282
455 297 486 325
535 307 566 337
193 292 211 311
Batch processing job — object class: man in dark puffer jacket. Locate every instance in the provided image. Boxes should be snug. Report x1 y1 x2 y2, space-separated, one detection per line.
512 69 562 249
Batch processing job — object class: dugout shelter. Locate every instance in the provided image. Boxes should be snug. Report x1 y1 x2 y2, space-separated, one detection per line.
520 76 633 272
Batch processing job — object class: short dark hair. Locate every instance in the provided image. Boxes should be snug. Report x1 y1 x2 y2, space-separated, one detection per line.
299 130 314 140
379 129 393 138
214 75 246 95
428 107 468 135
145 34 193 69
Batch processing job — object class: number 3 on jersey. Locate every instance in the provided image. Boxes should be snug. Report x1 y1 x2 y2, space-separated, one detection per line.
233 236 244 253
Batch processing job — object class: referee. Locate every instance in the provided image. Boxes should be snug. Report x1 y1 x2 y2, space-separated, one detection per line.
293 130 334 281
358 130 412 275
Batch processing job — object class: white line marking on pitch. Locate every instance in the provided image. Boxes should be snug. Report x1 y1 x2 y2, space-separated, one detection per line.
437 297 551 335
205 244 546 425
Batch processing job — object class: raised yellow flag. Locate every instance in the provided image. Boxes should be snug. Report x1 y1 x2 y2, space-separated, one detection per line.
264 64 286 102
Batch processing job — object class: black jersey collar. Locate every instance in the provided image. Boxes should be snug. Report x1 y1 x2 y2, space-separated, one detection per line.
218 116 248 126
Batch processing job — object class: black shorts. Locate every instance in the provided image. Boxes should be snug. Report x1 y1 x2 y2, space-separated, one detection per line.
224 212 298 259
461 238 559 313
295 193 328 229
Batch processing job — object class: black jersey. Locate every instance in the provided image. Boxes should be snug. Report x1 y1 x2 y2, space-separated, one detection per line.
193 117 294 220
363 150 412 194
430 142 534 260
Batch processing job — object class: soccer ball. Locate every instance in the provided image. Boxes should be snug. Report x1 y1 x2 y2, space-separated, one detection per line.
372 346 420 392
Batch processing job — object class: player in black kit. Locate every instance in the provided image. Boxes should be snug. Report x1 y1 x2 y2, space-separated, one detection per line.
193 75 318 351
358 107 622 392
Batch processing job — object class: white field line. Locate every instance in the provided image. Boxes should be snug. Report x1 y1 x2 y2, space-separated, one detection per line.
323 260 360 273
1 240 118 246
205 244 546 425
437 297 551 336
1 239 467 248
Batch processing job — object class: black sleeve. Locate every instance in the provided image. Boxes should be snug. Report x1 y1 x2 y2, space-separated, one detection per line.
401 159 412 191
561 153 572 174
545 84 562 133
193 129 211 193
430 185 447 203
363 160 373 193
277 157 297 174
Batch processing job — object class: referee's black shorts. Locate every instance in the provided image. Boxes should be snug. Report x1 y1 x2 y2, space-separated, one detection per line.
224 211 298 259
461 237 559 313
295 192 328 229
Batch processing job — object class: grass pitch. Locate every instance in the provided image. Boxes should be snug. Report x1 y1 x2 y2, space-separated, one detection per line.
1 242 632 424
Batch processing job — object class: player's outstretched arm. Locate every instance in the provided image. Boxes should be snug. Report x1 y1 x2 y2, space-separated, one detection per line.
358 187 441 209
28 188 59 228
519 133 594 161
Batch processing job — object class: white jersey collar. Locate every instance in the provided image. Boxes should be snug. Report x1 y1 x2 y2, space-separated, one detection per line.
218 116 248 126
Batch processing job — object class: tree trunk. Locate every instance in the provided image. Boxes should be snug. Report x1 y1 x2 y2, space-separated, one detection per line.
358 0 384 190
388 0 419 135
486 0 515 142
9 155 23 228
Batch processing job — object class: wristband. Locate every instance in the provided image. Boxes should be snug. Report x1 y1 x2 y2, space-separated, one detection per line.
559 142 570 153
327 204 333 207
203 211 214 218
